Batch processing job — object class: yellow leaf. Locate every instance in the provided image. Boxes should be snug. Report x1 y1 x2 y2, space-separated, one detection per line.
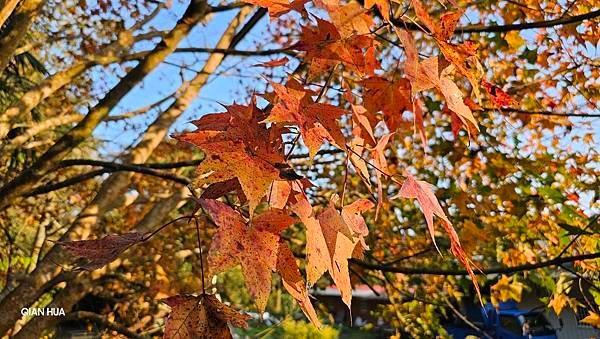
548 293 578 315
581 312 600 328
505 31 525 51
490 275 524 306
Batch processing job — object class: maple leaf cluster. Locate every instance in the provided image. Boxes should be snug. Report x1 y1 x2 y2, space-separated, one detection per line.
56 0 527 334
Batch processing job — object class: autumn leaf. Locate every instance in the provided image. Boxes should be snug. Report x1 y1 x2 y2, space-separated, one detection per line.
581 311 600 328
396 28 480 135
411 0 484 103
268 180 292 209
276 240 322 327
265 82 347 158
315 0 373 37
315 195 373 308
361 77 411 131
392 173 449 252
351 104 376 146
341 198 374 238
175 100 288 215
349 137 373 191
412 98 427 146
200 178 245 202
289 182 332 285
242 0 308 19
289 183 373 309
200 199 295 311
59 232 145 270
482 80 517 108
163 294 250 339
370 132 394 217
548 293 569 315
364 0 390 20
411 0 438 36
490 275 524 306
395 27 419 83
392 173 481 301
295 17 378 79
438 10 465 41
252 56 289 68
504 31 526 51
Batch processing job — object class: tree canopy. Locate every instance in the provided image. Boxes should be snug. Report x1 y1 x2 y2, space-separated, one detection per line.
0 0 598 337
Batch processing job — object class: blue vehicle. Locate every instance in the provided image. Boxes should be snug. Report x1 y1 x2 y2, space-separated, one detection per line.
445 301 559 339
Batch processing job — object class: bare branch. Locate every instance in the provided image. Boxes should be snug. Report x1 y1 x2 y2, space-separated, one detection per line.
350 252 600 275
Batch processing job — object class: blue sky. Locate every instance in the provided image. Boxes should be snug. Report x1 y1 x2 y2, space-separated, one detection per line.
93 1 289 155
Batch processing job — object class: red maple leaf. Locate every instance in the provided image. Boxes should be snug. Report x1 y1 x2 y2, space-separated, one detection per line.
200 199 295 311
265 82 348 158
175 99 289 215
482 80 517 108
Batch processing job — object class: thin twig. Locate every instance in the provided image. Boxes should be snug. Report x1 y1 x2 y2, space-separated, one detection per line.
555 215 599 259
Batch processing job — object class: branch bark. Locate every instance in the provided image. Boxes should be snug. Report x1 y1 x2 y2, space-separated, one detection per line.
350 252 600 275
0 0 20 28
495 107 600 118
0 0 214 333
0 0 45 74
389 8 600 33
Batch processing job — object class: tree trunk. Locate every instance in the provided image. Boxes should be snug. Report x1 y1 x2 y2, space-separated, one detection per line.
0 0 20 29
0 0 45 74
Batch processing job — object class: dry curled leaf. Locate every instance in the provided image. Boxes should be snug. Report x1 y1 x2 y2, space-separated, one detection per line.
392 173 481 302
163 294 250 339
59 232 145 270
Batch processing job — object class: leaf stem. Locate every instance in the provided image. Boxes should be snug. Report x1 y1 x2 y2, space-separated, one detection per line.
194 216 206 294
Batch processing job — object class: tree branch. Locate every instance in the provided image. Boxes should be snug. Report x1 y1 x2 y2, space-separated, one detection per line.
350 252 600 275
174 46 291 56
63 311 143 339
26 160 198 196
494 107 600 118
56 158 203 170
456 9 600 33
390 8 600 33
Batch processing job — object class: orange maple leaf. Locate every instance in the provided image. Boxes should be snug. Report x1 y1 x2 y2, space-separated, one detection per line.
361 76 412 131
315 195 373 308
290 185 373 309
392 173 482 302
482 80 517 108
370 132 394 218
243 0 309 19
175 100 288 215
276 240 322 327
265 82 348 158
200 199 295 311
295 17 378 79
392 38 479 135
410 0 484 103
